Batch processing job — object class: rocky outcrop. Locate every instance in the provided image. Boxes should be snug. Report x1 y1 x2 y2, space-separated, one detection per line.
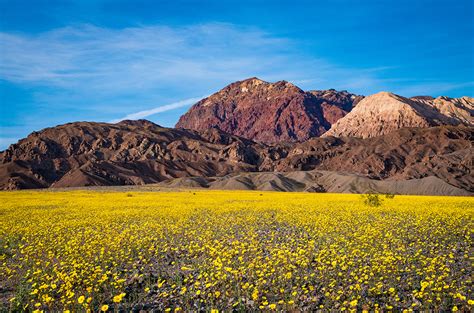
418 96 473 126
176 78 362 143
324 92 473 138
308 89 364 124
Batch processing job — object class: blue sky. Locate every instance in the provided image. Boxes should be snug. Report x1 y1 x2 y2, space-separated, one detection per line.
0 0 473 150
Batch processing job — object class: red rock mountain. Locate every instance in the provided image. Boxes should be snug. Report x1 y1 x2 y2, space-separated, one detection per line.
176 78 362 143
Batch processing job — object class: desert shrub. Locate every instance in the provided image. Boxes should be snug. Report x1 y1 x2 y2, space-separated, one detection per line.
385 193 396 199
362 192 383 207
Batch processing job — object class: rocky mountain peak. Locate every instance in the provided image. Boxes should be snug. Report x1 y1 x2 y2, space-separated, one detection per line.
116 119 162 128
240 76 266 85
368 91 404 103
176 79 361 143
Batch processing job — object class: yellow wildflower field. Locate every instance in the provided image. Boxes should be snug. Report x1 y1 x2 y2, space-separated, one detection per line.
1 190 473 312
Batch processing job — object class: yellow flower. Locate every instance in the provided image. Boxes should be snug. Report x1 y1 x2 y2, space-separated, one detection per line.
210 310 219 313
180 266 193 271
350 299 358 307
113 293 125 303
101 304 109 312
252 289 259 300
268 303 277 310
78 296 85 304
215 291 221 298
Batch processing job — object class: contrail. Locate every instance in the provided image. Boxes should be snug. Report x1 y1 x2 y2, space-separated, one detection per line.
110 96 205 123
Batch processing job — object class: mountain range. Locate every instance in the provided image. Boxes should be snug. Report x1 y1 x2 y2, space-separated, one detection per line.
1 78 473 194
177 77 472 141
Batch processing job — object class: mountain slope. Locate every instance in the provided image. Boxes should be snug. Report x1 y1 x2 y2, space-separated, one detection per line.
176 78 362 143
0 120 264 190
291 126 473 192
324 92 473 138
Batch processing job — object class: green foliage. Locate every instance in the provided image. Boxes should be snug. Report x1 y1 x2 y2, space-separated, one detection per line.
362 192 383 207
385 193 396 199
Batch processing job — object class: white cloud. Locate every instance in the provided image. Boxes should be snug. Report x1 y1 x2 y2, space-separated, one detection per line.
0 23 290 94
109 96 206 123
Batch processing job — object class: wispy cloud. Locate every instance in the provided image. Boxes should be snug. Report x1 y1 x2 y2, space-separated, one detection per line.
0 24 290 94
109 96 206 123
0 23 396 103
